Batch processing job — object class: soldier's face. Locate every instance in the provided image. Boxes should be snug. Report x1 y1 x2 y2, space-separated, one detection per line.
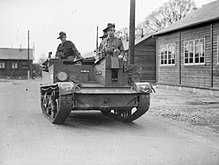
60 36 66 42
107 27 115 37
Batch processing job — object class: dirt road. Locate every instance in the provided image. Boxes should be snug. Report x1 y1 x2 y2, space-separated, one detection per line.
0 79 218 165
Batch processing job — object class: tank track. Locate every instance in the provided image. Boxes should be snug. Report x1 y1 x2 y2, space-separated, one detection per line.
41 86 73 124
101 94 150 122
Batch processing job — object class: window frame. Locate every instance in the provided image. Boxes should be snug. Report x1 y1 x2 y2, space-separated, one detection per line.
11 62 18 69
0 62 6 69
184 38 205 65
160 43 176 66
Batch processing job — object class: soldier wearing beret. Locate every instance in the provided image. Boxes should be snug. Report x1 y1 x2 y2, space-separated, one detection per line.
55 31 82 61
101 23 125 59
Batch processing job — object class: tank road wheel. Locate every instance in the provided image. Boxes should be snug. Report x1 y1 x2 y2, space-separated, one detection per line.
49 92 57 119
41 92 49 114
41 91 56 121
101 94 150 122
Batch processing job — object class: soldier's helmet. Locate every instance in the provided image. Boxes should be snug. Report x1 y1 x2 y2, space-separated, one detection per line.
57 31 66 39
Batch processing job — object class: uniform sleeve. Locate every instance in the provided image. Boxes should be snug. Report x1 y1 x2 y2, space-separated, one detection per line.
55 44 61 58
118 39 124 51
70 41 82 59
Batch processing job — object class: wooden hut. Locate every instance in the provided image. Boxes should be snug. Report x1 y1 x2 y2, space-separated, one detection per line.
0 48 33 79
154 1 219 90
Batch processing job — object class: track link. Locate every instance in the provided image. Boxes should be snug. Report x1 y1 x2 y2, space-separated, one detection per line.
51 95 73 124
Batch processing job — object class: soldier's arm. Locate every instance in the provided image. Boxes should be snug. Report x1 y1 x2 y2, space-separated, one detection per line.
70 41 82 59
118 39 125 58
55 44 62 58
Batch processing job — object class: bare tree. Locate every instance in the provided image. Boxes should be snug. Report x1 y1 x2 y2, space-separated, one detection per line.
142 0 196 33
115 27 128 40
37 54 47 65
117 0 196 40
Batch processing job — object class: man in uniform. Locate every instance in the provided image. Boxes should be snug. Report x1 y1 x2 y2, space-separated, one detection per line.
101 23 125 59
55 31 82 61
96 31 107 60
101 23 125 80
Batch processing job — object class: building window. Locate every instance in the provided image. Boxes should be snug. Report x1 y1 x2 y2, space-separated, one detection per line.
184 38 205 65
160 43 176 65
22 62 28 69
217 36 219 64
12 62 18 69
0 62 5 69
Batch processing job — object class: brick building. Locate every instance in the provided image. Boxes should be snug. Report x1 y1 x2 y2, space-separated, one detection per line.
154 0 219 90
0 48 33 79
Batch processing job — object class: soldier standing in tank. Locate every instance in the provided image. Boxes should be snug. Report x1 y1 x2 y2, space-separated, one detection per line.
100 23 125 80
101 23 125 59
55 31 82 61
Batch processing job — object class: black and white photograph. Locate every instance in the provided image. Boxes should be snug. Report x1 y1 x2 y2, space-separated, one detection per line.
0 0 218 164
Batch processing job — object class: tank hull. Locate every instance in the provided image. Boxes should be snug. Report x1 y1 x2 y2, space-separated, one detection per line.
40 83 151 124
40 56 153 124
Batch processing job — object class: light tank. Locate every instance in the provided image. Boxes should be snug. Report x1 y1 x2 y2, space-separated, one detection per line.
40 54 154 124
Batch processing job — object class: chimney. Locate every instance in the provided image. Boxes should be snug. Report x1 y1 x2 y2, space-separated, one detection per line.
192 7 198 10
141 28 144 38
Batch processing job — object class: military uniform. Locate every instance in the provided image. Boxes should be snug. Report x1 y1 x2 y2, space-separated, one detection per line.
56 40 82 60
102 36 124 56
99 23 125 59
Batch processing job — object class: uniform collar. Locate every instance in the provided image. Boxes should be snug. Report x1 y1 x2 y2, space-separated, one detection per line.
61 40 68 44
107 35 115 41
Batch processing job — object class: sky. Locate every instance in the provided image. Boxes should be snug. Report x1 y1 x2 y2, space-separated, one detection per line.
0 0 216 62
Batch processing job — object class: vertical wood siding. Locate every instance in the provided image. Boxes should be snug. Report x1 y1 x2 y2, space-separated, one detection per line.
134 37 156 82
180 24 211 88
156 32 179 85
213 21 219 88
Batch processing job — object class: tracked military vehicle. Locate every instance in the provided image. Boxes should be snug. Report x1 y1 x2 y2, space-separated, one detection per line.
40 54 154 124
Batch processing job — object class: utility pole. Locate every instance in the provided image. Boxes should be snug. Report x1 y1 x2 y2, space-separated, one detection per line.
27 30 32 79
28 30 30 62
128 0 135 64
96 26 99 56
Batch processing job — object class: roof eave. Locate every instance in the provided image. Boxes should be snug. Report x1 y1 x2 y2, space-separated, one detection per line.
124 34 153 51
154 17 219 36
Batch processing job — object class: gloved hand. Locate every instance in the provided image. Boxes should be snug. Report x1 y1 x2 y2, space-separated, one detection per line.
113 49 120 56
118 54 123 59
56 52 65 58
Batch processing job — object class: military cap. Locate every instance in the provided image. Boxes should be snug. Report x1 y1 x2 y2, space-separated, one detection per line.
103 23 115 32
57 31 66 39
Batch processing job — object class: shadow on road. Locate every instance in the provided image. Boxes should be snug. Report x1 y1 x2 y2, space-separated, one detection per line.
63 111 145 131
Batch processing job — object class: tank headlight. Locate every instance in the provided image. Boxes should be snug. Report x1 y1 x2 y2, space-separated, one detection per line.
57 72 68 81
133 82 154 93
59 82 74 91
140 85 150 93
